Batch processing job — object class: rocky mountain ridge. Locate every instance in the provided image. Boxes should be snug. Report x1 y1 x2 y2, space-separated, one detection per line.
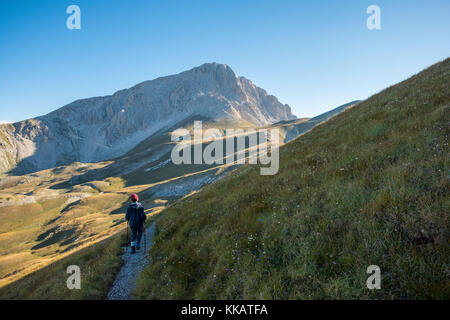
0 63 295 174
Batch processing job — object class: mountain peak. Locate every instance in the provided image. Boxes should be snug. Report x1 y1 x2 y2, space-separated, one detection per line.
196 62 232 71
0 63 296 174
189 62 238 79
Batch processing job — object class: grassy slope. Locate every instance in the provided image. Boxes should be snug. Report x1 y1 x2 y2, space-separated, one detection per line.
0 166 130 287
0 117 227 288
135 58 450 299
0 231 125 299
0 213 160 299
0 93 346 290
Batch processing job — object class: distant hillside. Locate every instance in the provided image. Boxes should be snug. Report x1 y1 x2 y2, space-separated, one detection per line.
134 58 450 299
0 63 295 175
274 100 360 143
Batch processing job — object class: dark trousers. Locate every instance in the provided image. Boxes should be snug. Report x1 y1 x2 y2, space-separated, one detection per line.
130 227 143 247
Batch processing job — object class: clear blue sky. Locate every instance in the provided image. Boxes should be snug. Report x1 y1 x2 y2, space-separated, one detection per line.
0 0 449 123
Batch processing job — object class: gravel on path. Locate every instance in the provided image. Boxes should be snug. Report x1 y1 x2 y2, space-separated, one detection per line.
107 222 156 300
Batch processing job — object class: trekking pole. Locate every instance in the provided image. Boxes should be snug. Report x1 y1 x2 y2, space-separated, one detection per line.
143 224 147 253
126 222 129 252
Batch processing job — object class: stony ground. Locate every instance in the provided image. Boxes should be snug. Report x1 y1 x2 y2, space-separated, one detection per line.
107 223 156 300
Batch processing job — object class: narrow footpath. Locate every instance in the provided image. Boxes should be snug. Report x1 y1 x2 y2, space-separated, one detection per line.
107 222 156 300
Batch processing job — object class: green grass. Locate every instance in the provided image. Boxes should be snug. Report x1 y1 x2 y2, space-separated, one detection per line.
0 198 67 235
0 231 126 300
134 58 450 299
0 189 129 284
0 206 161 299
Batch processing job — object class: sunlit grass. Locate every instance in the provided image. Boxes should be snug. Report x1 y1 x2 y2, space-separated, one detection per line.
134 58 450 299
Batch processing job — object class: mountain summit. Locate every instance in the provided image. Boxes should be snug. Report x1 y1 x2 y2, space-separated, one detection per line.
0 63 295 174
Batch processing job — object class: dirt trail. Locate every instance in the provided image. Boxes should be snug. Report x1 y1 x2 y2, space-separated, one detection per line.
107 222 156 300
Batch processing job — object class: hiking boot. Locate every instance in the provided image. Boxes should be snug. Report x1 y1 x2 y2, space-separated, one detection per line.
131 246 136 254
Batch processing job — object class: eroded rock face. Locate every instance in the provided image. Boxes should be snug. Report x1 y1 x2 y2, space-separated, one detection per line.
0 63 295 174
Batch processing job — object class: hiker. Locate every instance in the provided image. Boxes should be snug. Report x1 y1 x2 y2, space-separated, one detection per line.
125 193 146 254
